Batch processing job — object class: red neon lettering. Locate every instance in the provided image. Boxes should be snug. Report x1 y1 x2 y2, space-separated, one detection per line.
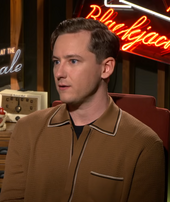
117 16 148 40
105 21 116 28
99 9 118 24
142 32 159 44
127 29 143 40
167 7 170 12
147 26 152 30
99 9 114 23
112 24 125 32
86 5 101 20
86 4 170 52
155 36 167 47
122 31 146 51
164 41 170 49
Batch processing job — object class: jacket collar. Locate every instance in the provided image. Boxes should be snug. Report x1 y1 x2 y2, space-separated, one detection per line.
48 104 71 127
48 96 122 137
89 97 122 136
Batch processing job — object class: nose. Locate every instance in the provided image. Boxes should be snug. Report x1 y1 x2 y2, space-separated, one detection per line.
53 62 67 80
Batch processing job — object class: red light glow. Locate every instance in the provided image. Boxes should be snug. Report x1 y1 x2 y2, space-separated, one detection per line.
86 5 170 52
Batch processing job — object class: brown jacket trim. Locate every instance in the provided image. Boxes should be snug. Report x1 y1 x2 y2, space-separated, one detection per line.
89 109 122 136
48 105 70 127
47 96 121 136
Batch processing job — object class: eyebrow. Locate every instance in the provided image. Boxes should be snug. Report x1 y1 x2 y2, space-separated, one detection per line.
52 55 59 60
52 54 83 60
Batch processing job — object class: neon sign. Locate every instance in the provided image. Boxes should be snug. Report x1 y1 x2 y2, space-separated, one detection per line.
104 0 131 9
104 0 170 22
86 5 170 55
0 48 22 75
0 47 15 56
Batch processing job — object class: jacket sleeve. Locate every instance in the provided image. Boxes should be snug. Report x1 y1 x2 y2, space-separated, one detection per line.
128 140 166 202
0 123 26 202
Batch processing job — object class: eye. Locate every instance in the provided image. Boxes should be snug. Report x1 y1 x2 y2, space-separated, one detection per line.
70 59 78 64
53 60 60 65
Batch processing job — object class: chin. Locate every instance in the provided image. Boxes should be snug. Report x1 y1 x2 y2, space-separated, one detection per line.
60 98 81 107
59 96 74 104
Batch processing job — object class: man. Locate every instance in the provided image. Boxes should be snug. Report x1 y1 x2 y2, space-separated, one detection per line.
0 18 165 202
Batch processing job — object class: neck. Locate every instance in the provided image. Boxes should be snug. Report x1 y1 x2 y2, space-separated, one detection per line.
68 91 110 126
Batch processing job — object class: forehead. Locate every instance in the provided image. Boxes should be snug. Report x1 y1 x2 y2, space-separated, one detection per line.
53 31 91 54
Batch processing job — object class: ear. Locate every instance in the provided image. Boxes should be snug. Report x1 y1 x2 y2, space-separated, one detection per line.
101 57 115 79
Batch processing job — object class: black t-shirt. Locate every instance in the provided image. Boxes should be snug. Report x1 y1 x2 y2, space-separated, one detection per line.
70 115 95 139
70 116 84 139
73 124 84 139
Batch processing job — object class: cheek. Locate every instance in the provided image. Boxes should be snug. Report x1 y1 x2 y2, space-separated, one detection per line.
70 63 102 87
88 67 102 82
80 71 101 89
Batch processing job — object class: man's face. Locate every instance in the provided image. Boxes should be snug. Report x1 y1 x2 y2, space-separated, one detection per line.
52 30 103 106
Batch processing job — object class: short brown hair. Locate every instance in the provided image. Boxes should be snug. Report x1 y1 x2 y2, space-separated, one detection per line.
51 17 120 64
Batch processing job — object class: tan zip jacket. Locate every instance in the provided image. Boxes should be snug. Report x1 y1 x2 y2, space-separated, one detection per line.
0 97 165 202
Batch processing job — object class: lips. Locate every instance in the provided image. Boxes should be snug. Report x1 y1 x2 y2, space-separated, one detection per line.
58 84 70 90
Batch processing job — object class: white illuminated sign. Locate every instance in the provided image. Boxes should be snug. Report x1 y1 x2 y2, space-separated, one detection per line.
104 0 131 8
104 0 170 22
0 48 22 75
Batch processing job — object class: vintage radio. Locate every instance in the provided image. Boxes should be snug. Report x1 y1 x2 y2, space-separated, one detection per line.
0 89 48 122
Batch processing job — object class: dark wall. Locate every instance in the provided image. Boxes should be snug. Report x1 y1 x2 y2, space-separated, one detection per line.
23 0 37 91
48 0 66 106
0 0 10 89
135 56 158 98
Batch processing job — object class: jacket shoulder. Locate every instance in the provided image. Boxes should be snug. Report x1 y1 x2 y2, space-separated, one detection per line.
120 109 162 143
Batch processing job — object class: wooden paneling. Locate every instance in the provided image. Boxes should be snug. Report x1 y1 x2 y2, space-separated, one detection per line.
122 53 135 94
10 0 22 90
157 63 166 108
37 0 44 91
122 56 130 93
